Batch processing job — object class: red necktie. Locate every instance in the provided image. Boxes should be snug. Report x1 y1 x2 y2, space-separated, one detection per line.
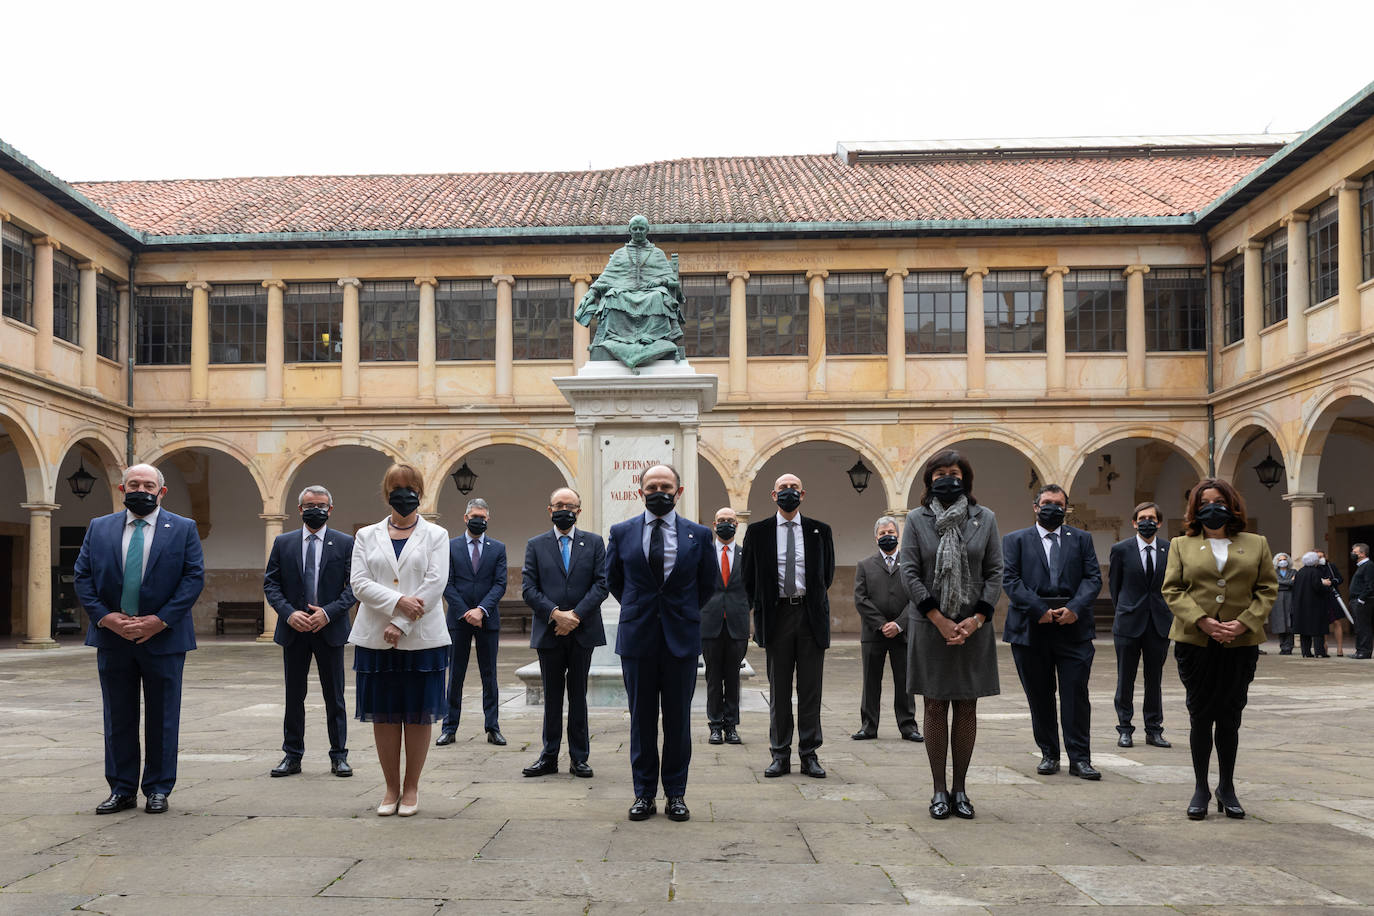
721 545 731 587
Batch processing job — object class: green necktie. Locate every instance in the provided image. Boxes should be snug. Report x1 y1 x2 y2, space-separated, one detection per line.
121 519 148 615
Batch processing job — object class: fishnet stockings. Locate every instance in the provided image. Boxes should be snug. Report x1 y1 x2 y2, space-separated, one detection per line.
923 698 979 793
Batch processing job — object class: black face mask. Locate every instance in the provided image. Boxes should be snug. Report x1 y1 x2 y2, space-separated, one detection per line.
388 488 420 517
1135 518 1159 539
645 491 677 517
551 509 577 532
715 522 737 541
877 534 899 553
301 506 330 530
930 475 964 505
775 489 802 512
1036 503 1065 530
1353 553 1362 562
466 517 488 536
1195 503 1233 530
123 490 158 518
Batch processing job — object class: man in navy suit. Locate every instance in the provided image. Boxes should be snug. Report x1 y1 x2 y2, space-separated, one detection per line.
1002 484 1103 780
73 463 204 815
1107 501 1172 749
608 464 716 822
701 506 749 746
263 484 356 777
521 486 607 777
437 497 508 747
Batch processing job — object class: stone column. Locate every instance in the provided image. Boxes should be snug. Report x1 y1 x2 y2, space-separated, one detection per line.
262 280 285 405
32 238 57 377
338 278 361 404
259 513 286 642
1241 242 1262 375
885 268 907 397
1335 180 1362 338
493 274 514 401
117 284 130 367
681 423 700 524
415 277 437 402
806 269 828 399
1124 264 1149 395
187 281 212 405
1044 266 1068 393
576 421 597 534
79 261 100 393
726 270 749 400
1284 492 1324 560
570 274 593 370
1210 264 1225 343
964 267 988 397
19 503 59 648
1283 214 1309 360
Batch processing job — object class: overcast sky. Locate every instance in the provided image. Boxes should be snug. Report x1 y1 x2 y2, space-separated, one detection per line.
5 0 1371 182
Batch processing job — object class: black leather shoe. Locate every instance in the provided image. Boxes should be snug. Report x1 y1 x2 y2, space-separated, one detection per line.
570 761 594 778
1036 756 1060 775
764 757 790 778
951 790 975 819
851 729 877 740
799 755 826 778
522 757 558 777
902 730 924 743
929 790 951 819
144 793 169 814
1216 788 1245 819
1068 761 1101 780
486 728 506 746
1117 732 1133 748
331 759 353 777
96 793 137 815
270 756 301 777
724 727 741 745
435 731 456 746
628 797 656 820
708 727 724 745
1186 787 1210 820
666 796 690 821
1145 733 1172 748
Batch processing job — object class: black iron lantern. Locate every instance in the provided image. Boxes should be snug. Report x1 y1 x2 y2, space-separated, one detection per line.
451 460 478 495
846 459 872 494
66 460 97 499
1253 446 1285 490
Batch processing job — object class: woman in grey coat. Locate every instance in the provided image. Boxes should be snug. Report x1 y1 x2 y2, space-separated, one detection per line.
900 449 1003 820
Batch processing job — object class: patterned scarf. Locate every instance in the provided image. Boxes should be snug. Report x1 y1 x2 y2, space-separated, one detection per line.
930 495 972 619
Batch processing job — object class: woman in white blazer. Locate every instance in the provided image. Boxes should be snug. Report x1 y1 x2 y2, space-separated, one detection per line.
349 463 451 817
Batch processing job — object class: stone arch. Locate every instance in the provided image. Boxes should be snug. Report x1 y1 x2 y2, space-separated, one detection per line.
902 426 1054 505
430 431 575 512
1063 425 1207 490
1065 433 1208 543
272 432 408 514
51 427 125 505
1216 409 1291 486
141 436 271 512
743 427 899 510
1295 383 1374 493
0 404 49 505
696 440 737 499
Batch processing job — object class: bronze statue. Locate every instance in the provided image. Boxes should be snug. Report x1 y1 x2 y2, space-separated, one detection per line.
575 215 685 370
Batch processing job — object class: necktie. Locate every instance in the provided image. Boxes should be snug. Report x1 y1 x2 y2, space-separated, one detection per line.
1144 544 1155 582
784 521 797 597
1047 532 1061 590
121 519 148 615
885 555 894 573
650 519 665 586
721 545 731 587
471 537 482 571
304 533 318 607
559 535 571 572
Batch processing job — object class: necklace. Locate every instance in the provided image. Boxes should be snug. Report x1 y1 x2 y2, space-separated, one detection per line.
389 517 418 531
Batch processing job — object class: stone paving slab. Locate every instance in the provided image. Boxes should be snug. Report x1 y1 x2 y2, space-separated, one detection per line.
604 819 816 863
321 857 671 902
75 896 447 915
1054 864 1359 906
885 864 1097 906
921 822 1144 866
1083 822 1374 866
671 862 906 904
797 821 946 866
2 854 358 897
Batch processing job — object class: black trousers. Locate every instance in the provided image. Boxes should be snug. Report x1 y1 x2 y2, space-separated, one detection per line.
1353 599 1372 657
1300 634 1328 657
282 634 348 761
702 635 748 727
765 607 825 759
97 646 185 797
1112 630 1169 736
621 627 697 798
537 639 593 763
443 621 500 733
1011 631 1094 764
859 635 916 735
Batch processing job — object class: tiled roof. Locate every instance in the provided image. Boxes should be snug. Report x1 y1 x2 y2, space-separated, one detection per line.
71 153 1268 238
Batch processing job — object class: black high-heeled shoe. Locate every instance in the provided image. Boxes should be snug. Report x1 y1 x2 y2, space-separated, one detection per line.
1186 787 1210 820
929 790 951 820
1215 788 1245 819
951 791 975 819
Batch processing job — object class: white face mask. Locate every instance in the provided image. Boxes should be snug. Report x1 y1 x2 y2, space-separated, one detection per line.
1277 560 1289 568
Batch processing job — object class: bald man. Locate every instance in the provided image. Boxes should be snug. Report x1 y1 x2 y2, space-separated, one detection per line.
701 507 749 745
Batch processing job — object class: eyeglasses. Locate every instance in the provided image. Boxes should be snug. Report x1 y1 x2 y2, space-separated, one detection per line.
550 503 580 511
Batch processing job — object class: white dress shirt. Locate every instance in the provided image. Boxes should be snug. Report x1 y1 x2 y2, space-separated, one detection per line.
641 509 678 579
465 532 488 616
120 506 160 573
1206 537 1231 572
1136 534 1158 571
715 538 738 576
301 524 327 597
775 510 806 596
1035 522 1061 568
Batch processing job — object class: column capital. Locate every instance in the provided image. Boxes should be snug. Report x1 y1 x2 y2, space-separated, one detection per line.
1123 264 1150 278
186 280 212 293
884 267 909 279
1280 211 1310 227
0 208 11 222
1210 263 1227 275
569 273 593 284
414 276 438 288
261 279 287 291
1043 266 1069 278
1237 241 1263 254
726 269 750 282
19 502 60 513
337 277 361 289
258 513 289 523
1282 492 1323 505
963 266 989 278
491 274 515 287
78 261 101 274
1331 179 1362 195
805 269 829 281
31 236 60 251
116 283 132 293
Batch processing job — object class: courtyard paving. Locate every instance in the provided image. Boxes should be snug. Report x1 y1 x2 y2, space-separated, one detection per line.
0 636 1372 914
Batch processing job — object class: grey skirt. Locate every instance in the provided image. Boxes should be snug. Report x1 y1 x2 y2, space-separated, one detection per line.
908 614 1000 701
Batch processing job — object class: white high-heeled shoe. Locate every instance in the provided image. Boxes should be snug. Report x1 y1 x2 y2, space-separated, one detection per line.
377 800 399 816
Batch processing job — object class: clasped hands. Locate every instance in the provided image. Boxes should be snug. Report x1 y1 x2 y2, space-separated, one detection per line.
380 595 427 647
287 605 330 633
929 612 981 646
1197 616 1247 644
551 607 581 637
1036 607 1079 626
102 612 167 644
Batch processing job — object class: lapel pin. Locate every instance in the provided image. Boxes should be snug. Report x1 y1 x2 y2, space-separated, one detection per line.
163 523 171 528
688 533 695 540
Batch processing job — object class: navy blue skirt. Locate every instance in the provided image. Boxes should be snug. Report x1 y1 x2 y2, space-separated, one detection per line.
353 645 449 725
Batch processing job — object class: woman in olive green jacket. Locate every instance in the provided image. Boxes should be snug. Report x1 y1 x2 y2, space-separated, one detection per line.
1161 478 1277 821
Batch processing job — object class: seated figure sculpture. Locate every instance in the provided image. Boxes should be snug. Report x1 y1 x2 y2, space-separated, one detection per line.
575 215 685 370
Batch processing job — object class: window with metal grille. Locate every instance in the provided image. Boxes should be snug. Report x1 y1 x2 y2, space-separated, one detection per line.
95 274 119 359
983 270 1046 353
1362 175 1373 282
135 286 192 365
2 222 35 326
745 274 808 356
52 250 79 343
1062 270 1125 352
1308 198 1339 304
902 271 966 353
436 279 496 360
513 278 572 360
1222 257 1244 345
823 272 886 355
1144 268 1205 351
208 283 267 363
284 282 342 362
680 275 729 357
1261 229 1287 327
359 280 419 361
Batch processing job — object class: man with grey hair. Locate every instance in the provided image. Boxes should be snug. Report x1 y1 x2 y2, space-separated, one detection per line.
264 484 356 777
852 516 921 741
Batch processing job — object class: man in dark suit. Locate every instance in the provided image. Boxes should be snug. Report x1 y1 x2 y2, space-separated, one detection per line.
73 463 204 815
608 464 716 822
1107 501 1172 749
741 472 836 779
701 506 749 745
1350 542 1372 659
521 486 607 778
1002 484 1103 780
437 497 508 747
853 516 920 742
263 485 357 777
